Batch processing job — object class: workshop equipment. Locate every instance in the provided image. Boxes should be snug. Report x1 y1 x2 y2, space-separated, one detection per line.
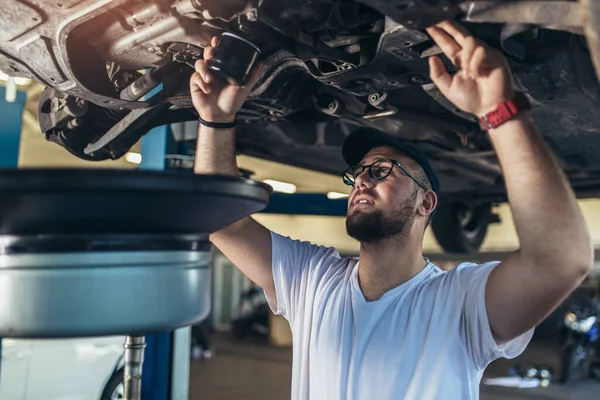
0 168 271 400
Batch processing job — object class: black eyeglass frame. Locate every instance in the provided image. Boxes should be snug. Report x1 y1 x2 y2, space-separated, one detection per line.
343 159 428 190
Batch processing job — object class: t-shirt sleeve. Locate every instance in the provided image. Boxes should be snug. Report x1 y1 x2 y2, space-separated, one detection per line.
265 231 342 325
454 261 534 370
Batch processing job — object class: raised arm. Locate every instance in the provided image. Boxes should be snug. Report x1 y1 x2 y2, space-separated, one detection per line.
426 21 594 343
191 37 275 297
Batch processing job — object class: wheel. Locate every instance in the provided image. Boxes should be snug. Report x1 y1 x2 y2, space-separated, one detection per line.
101 368 124 400
431 202 492 254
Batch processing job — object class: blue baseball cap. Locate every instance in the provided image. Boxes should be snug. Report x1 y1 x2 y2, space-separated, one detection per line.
342 127 440 196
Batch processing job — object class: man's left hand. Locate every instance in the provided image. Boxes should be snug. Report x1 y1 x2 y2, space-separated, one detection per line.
426 20 515 116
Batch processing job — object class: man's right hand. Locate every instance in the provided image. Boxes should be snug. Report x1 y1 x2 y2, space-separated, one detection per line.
190 36 262 123
192 36 274 299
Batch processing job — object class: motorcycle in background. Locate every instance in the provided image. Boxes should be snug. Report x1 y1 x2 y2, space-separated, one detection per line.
559 303 600 383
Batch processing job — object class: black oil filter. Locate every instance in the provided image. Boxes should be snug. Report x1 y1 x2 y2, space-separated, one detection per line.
208 33 261 86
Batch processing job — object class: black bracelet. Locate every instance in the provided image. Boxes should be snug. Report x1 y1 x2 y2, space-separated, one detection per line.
198 116 237 129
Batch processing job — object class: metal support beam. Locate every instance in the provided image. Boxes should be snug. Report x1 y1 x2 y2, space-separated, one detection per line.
171 327 192 400
139 123 192 400
460 1 583 34
140 124 172 400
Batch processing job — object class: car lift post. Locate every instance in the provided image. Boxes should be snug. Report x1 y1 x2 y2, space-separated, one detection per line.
0 85 26 167
0 84 27 385
139 124 192 400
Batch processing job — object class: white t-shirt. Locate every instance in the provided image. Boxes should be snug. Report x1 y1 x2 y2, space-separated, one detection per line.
265 232 534 400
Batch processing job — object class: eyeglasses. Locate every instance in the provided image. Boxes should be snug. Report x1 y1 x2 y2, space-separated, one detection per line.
342 159 427 190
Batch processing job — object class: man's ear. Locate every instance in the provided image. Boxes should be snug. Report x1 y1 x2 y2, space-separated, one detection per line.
418 190 437 218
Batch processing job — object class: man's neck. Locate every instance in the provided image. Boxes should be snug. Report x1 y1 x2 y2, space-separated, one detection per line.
357 231 427 302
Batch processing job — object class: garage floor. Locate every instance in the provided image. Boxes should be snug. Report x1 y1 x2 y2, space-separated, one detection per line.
188 334 599 400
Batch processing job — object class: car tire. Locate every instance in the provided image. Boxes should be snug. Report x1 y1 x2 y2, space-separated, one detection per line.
431 202 492 254
101 368 124 400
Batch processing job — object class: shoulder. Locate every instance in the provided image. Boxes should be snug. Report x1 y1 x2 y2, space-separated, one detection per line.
270 231 353 273
418 261 501 293
401 262 501 322
448 261 501 282
423 261 501 305
271 231 341 258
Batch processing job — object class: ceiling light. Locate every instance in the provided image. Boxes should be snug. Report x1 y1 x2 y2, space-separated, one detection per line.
4 78 16 103
263 179 297 194
0 71 31 86
13 77 31 85
125 152 142 165
327 192 349 200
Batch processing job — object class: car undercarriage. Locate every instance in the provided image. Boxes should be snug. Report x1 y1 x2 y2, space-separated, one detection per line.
2 0 600 252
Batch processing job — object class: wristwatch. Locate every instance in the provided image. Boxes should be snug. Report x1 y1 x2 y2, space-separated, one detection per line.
478 91 532 131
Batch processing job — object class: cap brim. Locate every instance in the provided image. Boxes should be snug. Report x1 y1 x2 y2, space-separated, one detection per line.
342 128 422 166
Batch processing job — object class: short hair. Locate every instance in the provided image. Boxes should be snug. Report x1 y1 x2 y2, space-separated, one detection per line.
387 147 432 192
411 161 433 192
406 158 435 225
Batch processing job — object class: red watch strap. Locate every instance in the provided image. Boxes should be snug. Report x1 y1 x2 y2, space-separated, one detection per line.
479 92 532 131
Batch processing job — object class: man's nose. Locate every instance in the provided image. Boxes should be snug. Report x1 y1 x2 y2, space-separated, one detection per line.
354 169 375 189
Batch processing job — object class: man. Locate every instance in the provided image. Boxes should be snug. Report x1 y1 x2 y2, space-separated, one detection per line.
191 19 593 399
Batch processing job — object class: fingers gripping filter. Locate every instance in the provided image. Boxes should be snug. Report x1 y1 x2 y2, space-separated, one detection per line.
207 33 261 86
342 127 440 196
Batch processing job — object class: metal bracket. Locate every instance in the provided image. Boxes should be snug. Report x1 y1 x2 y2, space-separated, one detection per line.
460 1 583 35
83 103 169 156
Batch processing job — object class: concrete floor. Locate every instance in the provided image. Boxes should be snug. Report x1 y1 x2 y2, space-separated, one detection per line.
188 334 599 400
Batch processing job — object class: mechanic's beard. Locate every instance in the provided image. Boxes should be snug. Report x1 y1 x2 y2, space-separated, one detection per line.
346 190 417 245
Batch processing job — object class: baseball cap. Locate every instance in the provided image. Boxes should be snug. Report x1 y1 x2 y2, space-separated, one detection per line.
342 127 440 196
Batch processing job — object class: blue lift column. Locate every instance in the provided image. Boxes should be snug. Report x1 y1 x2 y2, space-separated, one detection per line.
139 125 191 400
0 86 26 167
139 125 172 400
0 84 27 387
